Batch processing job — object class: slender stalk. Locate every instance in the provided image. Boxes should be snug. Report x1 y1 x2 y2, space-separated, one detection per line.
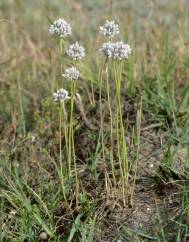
68 86 73 178
72 124 79 208
68 81 79 207
59 105 62 167
60 39 64 76
62 102 69 162
114 61 129 206
59 104 67 202
114 63 125 204
119 62 129 204
113 62 123 178
105 62 116 186
52 39 64 91
72 81 79 207
99 64 109 194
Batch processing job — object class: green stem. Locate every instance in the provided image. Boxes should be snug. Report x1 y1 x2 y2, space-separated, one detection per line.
68 88 73 178
114 61 129 205
114 62 123 178
60 39 64 76
59 106 62 165
106 62 116 186
72 81 79 207
119 63 129 203
69 81 79 207
99 65 109 194
59 105 67 202
62 102 69 162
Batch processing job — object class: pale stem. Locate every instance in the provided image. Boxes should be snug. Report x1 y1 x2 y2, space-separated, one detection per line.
105 62 116 186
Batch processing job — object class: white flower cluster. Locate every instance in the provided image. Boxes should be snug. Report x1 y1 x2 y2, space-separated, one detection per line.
49 19 71 38
53 88 70 103
99 20 119 38
112 41 132 60
66 42 85 60
62 66 80 81
99 42 114 58
100 41 131 60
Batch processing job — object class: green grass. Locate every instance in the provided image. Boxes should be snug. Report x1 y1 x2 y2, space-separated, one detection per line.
0 0 189 241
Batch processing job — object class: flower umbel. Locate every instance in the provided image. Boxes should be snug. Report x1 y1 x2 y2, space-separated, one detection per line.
112 41 132 60
99 41 131 60
53 88 70 103
99 42 114 59
99 20 119 38
66 42 85 60
49 19 71 38
63 66 80 80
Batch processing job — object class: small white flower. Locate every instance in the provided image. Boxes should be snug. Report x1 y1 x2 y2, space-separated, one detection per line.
31 135 36 143
62 66 80 81
66 42 85 60
9 210 16 216
53 88 70 103
49 19 71 38
99 42 114 59
149 163 154 168
99 41 131 60
99 20 119 38
39 232 48 240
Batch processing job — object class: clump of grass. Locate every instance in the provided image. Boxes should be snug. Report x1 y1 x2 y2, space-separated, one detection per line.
49 17 133 209
98 20 132 205
49 19 86 208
